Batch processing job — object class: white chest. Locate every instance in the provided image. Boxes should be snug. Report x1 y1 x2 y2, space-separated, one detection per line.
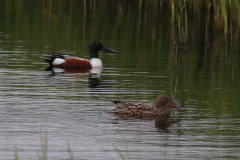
90 58 103 68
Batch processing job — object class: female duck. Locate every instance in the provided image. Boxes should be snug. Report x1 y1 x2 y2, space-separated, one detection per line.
41 41 117 69
108 95 183 116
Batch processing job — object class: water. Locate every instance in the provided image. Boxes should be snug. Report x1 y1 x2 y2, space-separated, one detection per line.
0 1 240 159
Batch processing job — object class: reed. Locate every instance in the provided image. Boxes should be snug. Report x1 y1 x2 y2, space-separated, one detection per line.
13 137 76 160
110 142 126 160
171 78 178 101
14 148 18 160
67 143 74 160
37 134 48 160
143 0 240 45
2 0 240 46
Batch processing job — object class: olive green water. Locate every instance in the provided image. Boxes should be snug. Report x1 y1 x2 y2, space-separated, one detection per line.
0 1 239 159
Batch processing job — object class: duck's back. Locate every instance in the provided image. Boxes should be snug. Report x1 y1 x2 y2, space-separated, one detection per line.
109 101 170 116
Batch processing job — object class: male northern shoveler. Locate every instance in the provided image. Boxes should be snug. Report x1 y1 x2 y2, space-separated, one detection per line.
108 95 183 116
41 41 117 69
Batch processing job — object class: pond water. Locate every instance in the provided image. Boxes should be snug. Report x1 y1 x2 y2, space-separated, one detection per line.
0 1 240 160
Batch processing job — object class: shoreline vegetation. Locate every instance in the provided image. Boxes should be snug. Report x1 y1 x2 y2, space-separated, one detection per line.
1 0 240 46
43 0 240 45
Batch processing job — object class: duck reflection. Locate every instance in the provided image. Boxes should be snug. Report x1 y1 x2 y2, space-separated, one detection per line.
44 66 102 88
88 67 102 88
44 66 91 74
109 113 181 132
154 117 181 132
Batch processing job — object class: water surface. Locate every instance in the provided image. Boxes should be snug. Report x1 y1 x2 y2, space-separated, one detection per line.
0 1 239 159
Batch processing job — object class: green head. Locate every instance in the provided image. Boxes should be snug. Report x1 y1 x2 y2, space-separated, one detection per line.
89 41 117 59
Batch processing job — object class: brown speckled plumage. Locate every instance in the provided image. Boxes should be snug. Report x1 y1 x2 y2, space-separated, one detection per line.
108 95 183 116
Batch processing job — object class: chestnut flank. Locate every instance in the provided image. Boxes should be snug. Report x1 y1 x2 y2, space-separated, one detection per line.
64 58 92 69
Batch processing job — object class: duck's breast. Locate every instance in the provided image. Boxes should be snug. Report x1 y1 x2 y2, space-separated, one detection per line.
90 58 103 68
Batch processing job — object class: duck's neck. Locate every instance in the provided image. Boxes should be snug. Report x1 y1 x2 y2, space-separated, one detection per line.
156 101 169 109
156 105 167 110
89 48 99 59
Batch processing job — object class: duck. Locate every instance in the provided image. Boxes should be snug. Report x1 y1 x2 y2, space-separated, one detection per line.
41 41 117 69
108 95 183 116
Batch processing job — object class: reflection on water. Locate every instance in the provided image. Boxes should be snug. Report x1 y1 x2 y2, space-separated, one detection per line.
45 66 103 88
0 62 238 159
88 73 101 88
109 113 181 132
88 68 103 88
45 67 91 74
154 117 181 132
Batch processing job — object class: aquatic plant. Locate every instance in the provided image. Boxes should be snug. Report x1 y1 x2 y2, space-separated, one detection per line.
13 136 75 160
37 134 48 160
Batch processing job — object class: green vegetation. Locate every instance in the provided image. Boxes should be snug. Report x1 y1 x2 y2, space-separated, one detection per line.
14 148 18 160
37 134 48 160
12 139 128 160
109 141 126 160
67 143 74 160
138 0 240 45
1 0 240 45
13 135 75 160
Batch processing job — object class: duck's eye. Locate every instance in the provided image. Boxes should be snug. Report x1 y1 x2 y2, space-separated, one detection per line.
96 43 98 45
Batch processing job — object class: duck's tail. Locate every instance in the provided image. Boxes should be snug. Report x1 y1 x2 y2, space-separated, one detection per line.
111 101 122 104
49 52 65 58
40 56 53 65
